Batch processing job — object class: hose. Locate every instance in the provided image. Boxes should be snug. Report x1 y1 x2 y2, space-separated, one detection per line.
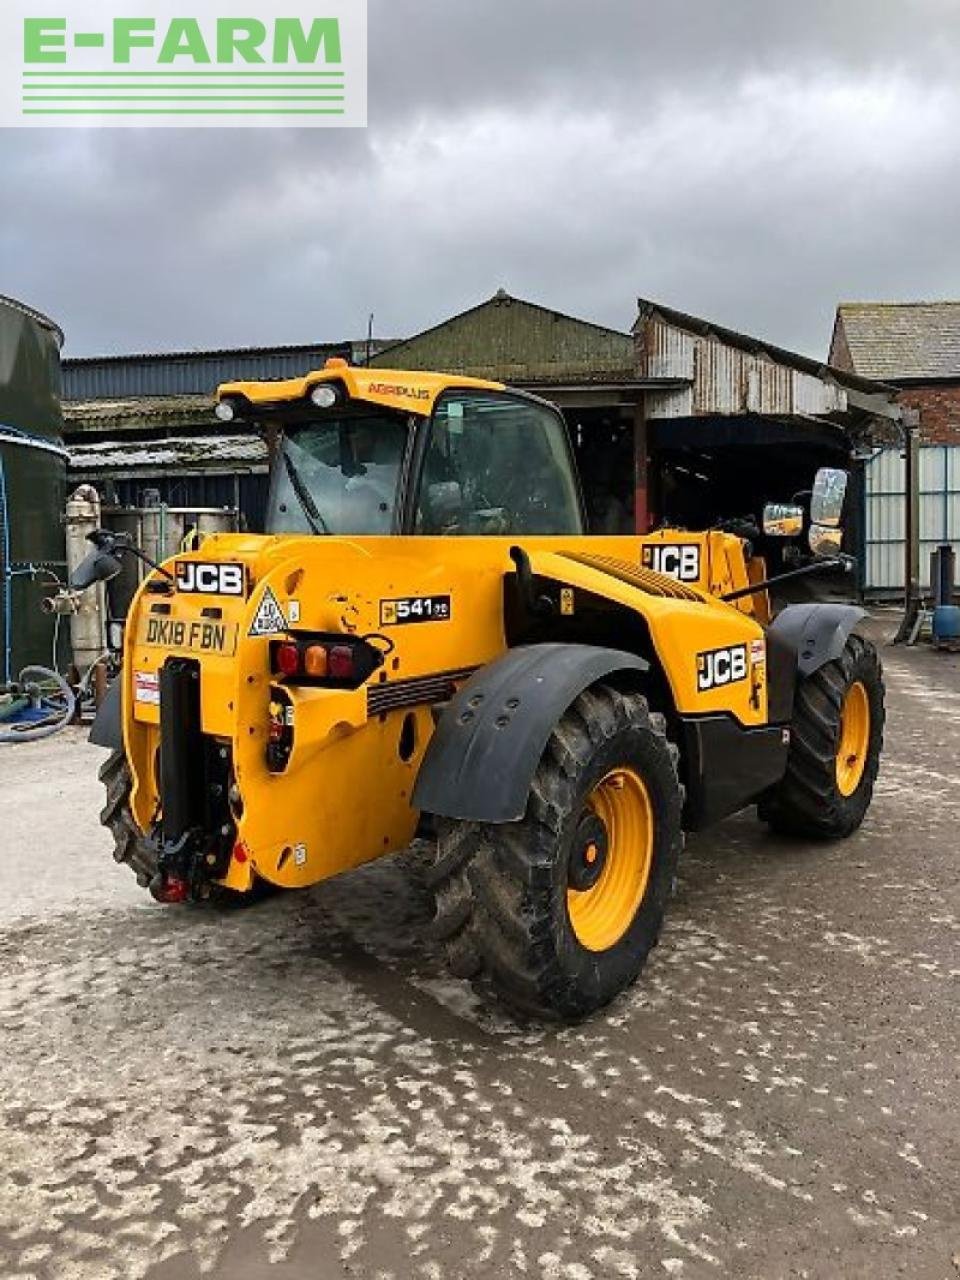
0 666 76 744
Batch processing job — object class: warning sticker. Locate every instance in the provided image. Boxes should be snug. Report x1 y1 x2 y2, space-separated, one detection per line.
750 639 766 665
248 586 288 638
134 671 160 706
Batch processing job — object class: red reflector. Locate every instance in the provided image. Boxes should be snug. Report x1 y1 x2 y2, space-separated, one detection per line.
276 642 301 677
233 841 248 864
156 875 190 904
328 645 355 680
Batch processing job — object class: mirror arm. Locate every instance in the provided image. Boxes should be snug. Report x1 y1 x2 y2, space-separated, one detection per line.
721 556 853 603
122 544 175 583
93 531 175 583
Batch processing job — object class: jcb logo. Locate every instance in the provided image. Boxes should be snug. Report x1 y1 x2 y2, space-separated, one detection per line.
642 544 701 583
697 644 748 692
175 561 246 597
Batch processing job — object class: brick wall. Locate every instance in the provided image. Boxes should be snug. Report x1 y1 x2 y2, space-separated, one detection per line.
896 383 960 445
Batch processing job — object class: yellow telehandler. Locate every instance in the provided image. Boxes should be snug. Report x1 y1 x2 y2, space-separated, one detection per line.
78 362 884 1019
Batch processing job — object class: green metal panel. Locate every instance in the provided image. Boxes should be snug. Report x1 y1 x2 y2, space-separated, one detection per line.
371 292 634 385
0 297 66 683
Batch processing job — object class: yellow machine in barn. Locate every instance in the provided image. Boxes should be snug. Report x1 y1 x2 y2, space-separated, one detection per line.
82 362 884 1018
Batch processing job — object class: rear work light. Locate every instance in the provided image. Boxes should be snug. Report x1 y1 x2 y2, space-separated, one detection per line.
269 634 383 688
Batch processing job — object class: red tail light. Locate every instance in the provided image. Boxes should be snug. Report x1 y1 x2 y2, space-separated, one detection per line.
269 634 383 687
275 642 301 677
328 645 355 680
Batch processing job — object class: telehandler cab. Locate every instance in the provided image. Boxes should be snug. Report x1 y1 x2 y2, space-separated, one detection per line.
84 362 884 1019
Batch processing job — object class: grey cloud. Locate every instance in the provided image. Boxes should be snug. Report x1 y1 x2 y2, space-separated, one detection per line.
2 0 960 360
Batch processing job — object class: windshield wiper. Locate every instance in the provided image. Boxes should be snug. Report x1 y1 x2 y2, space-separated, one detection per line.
281 447 331 536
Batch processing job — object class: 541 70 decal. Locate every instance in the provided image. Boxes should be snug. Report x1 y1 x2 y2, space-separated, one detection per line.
380 595 451 626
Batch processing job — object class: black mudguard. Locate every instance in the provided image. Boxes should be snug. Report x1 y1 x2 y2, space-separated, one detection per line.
768 603 866 679
88 677 122 750
412 643 648 824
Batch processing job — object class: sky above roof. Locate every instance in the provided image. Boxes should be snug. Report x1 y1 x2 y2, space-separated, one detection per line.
3 0 960 361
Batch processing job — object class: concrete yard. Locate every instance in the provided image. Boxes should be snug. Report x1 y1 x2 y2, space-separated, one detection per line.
0 630 957 1280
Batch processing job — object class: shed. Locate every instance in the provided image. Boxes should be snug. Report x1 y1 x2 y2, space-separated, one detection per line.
635 299 903 551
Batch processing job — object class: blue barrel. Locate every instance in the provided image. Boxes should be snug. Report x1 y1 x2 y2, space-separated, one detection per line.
932 605 960 644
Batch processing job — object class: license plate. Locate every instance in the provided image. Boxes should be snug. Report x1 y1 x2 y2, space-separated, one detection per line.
138 614 239 656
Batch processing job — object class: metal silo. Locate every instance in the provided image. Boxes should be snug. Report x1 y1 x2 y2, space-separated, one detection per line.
0 294 67 684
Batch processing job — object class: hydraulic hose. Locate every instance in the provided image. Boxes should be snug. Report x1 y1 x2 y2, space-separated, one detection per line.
0 666 76 744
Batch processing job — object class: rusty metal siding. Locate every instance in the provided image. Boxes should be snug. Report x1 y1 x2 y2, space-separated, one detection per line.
638 316 848 420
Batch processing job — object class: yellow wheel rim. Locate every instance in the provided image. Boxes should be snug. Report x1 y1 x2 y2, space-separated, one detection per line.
836 680 871 797
566 767 654 952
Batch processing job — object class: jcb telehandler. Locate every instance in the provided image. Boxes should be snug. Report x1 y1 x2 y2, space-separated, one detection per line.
78 362 884 1019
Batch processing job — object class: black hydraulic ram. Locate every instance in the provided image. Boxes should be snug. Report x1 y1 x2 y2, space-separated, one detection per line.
159 657 204 848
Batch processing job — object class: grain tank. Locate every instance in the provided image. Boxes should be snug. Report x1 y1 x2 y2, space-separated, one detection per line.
0 294 67 683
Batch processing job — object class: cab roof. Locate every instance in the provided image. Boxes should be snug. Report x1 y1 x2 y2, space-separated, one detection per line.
217 360 505 418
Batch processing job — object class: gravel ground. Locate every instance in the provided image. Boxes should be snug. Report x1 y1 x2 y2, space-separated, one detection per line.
0 624 958 1280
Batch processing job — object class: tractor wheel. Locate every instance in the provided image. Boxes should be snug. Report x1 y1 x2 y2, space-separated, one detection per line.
428 685 684 1021
98 749 273 905
759 633 884 839
99 748 160 889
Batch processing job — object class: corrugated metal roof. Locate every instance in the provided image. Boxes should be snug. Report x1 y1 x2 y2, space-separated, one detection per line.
68 433 267 474
634 300 903 437
833 302 960 381
61 341 354 399
636 299 897 397
63 395 215 438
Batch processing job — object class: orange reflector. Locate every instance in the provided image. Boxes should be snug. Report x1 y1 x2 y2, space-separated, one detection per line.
304 644 329 677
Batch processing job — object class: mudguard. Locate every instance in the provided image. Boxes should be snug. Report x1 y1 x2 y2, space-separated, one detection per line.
768 603 866 679
88 677 122 750
412 643 648 824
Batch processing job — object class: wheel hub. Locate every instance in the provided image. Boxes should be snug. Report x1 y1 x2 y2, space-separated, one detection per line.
568 813 609 891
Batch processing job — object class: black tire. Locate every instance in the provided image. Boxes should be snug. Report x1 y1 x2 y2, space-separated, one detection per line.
98 749 274 905
759 634 884 839
99 748 160 889
427 685 684 1021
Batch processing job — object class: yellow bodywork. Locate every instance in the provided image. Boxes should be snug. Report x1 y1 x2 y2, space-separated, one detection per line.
219 359 505 417
121 364 774 897
123 533 768 895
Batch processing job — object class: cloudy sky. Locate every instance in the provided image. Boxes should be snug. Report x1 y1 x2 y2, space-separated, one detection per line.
3 0 960 359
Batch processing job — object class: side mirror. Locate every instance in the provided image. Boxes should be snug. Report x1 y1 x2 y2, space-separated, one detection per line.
426 480 463 526
809 523 843 559
762 503 804 538
810 468 848 528
69 547 123 590
68 529 125 590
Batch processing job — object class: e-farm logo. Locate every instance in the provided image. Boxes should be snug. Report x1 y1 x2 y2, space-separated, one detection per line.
1 0 366 127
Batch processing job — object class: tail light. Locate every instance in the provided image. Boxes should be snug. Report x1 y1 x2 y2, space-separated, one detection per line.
269 634 382 688
275 642 301 677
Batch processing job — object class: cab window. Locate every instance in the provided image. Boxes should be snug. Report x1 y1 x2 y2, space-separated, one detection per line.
415 391 584 536
265 413 410 536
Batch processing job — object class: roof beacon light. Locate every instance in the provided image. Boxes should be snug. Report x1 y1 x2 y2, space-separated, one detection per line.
310 384 338 410
215 400 236 423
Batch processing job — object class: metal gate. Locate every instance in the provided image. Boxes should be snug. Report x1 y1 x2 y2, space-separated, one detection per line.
863 445 960 595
